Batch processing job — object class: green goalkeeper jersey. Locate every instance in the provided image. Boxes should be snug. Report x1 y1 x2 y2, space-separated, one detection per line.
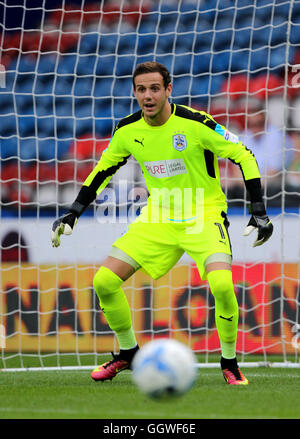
82 104 261 221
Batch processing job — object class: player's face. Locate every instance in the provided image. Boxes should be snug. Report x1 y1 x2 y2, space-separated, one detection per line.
133 72 172 125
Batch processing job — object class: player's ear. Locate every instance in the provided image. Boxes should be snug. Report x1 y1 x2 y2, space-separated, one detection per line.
166 83 172 97
132 79 136 96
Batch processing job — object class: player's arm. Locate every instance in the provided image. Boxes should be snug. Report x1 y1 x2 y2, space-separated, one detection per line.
229 148 273 247
199 115 273 247
51 131 130 248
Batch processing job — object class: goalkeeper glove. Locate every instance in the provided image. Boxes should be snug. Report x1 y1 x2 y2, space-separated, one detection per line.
243 201 273 247
51 202 84 248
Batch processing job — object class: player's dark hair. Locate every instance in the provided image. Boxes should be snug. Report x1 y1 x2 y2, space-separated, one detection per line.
133 61 171 90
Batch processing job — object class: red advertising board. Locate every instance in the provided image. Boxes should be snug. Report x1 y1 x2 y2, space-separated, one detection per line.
1 263 299 354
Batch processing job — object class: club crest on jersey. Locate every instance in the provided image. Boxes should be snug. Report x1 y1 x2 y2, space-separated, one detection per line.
172 133 187 151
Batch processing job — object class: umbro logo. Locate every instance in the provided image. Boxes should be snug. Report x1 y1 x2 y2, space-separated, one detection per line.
134 138 144 147
219 315 233 322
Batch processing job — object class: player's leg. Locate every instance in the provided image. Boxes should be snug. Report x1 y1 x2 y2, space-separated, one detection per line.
91 250 140 381
183 213 248 385
206 260 248 385
91 218 183 382
95 253 139 350
206 261 238 361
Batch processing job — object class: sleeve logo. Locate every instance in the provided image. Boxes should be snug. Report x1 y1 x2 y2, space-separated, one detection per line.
224 130 239 144
215 123 239 144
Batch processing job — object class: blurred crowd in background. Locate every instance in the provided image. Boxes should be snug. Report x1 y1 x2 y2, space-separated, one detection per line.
1 0 300 210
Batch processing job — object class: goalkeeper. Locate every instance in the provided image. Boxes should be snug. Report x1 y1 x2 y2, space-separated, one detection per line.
51 62 273 385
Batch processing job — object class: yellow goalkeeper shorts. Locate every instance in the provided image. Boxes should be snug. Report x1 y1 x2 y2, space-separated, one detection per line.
112 208 232 280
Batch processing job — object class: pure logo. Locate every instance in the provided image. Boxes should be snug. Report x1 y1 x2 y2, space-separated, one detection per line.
144 158 187 178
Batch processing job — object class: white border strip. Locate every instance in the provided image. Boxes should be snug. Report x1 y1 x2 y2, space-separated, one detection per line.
1 362 300 372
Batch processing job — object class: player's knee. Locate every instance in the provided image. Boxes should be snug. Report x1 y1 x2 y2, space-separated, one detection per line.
207 270 234 301
208 270 238 317
93 266 123 298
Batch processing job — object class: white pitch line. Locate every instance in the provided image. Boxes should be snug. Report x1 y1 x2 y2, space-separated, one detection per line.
0 406 284 420
2 362 300 372
0 407 88 415
0 406 198 419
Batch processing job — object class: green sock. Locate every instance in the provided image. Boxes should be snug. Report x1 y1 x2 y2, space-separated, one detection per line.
117 327 137 350
220 340 236 359
207 269 238 358
93 266 133 336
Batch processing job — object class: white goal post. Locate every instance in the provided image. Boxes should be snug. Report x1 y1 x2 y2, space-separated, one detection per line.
1 0 300 371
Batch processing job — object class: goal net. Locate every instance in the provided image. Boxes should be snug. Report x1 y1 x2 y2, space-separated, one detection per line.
1 0 300 370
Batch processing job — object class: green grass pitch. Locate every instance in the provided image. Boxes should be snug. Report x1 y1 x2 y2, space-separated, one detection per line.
0 363 300 419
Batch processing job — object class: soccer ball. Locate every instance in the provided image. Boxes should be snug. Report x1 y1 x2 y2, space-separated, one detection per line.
131 338 197 398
